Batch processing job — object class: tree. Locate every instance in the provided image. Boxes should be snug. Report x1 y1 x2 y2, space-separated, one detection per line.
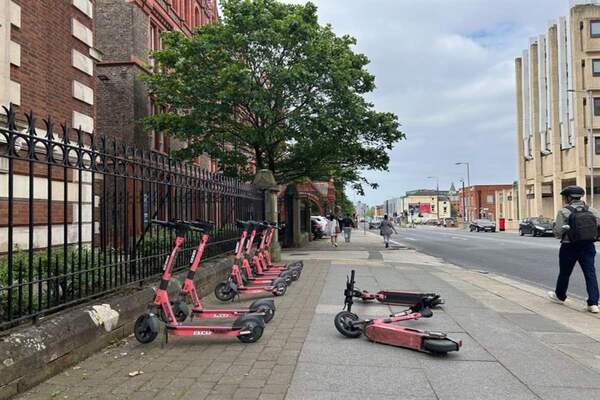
143 0 404 192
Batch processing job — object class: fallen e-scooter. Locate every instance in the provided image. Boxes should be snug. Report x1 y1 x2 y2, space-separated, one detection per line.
333 270 461 354
344 270 443 308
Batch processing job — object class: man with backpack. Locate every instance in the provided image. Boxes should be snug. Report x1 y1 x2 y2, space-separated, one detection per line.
549 185 600 313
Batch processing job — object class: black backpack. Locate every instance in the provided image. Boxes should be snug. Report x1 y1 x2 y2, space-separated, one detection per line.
566 205 598 242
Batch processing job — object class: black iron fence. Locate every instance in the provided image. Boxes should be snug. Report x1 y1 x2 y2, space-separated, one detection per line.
0 106 264 329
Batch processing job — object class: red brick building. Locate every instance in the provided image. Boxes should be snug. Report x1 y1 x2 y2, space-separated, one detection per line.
0 0 98 252
95 0 218 169
458 184 513 222
1 0 98 130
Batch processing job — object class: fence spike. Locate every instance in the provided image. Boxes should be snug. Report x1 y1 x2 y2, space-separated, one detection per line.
44 117 54 141
25 111 36 136
2 103 17 130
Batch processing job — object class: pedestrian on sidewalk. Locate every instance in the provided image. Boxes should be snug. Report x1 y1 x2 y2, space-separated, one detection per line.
326 214 340 247
341 214 355 243
549 185 600 313
380 214 397 249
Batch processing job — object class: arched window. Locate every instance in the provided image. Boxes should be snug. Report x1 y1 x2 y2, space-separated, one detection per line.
194 7 201 27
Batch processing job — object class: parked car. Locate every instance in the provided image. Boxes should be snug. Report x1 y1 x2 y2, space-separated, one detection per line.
369 217 383 230
424 219 441 226
311 219 323 239
311 216 328 234
442 218 456 227
519 217 554 237
469 219 496 232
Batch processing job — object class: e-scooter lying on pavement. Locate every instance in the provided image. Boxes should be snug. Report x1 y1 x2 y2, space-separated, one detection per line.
334 271 461 355
214 221 288 302
240 221 297 285
169 220 276 323
344 271 443 308
134 220 265 344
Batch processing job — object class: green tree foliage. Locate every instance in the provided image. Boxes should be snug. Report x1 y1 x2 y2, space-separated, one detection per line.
143 0 404 193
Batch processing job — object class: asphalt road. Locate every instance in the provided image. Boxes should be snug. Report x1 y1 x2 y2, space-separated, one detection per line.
388 226 595 300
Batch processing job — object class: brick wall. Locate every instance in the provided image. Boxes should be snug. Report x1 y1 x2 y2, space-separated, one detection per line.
10 0 95 127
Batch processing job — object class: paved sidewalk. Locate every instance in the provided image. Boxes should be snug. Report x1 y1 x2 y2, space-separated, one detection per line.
15 230 600 399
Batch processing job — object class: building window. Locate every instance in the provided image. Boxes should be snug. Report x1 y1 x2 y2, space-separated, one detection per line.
594 98 600 116
595 137 600 155
195 7 201 27
593 59 600 77
592 21 600 38
486 194 494 203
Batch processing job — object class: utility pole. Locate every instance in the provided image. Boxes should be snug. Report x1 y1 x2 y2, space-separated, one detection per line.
455 162 471 221
460 178 466 227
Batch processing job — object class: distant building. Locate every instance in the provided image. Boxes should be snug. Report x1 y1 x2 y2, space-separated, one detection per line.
495 183 520 230
383 197 404 217
458 185 513 222
402 189 451 220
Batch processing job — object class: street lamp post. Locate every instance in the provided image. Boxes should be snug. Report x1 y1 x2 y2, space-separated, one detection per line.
460 178 466 227
568 89 594 207
427 176 440 222
455 162 471 221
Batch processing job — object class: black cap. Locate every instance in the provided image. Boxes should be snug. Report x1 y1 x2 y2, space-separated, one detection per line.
560 185 585 198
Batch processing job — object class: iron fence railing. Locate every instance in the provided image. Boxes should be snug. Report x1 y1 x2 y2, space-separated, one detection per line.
0 106 264 329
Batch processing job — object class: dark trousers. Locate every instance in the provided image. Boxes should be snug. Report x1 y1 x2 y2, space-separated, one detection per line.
556 241 599 306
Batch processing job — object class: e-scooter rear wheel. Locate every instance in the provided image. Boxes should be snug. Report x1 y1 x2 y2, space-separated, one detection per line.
215 282 236 302
334 311 362 338
134 314 159 344
172 300 189 323
237 319 264 343
423 338 459 354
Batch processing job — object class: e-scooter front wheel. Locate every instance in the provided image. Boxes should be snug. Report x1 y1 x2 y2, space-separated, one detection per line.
255 303 275 323
134 314 159 344
215 282 236 302
334 311 362 338
422 338 460 354
272 280 287 296
237 319 264 343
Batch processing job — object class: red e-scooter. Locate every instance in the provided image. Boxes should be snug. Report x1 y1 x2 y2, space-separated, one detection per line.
334 271 461 355
214 221 288 302
134 220 265 344
345 273 443 308
250 223 301 281
241 222 299 283
260 223 303 272
169 220 277 323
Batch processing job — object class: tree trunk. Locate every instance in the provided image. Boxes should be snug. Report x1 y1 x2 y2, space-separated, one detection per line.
255 147 264 170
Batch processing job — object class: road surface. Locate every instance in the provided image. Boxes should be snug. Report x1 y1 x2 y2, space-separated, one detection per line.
389 226 594 300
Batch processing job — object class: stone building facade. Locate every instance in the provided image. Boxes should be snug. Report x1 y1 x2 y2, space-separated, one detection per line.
95 0 218 168
515 1 600 218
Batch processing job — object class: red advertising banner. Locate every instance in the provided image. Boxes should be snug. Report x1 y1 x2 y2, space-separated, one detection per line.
419 203 431 213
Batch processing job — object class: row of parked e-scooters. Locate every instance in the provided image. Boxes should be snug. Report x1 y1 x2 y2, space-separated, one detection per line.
133 219 302 345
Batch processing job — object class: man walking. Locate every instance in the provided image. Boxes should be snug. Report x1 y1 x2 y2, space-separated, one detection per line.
549 185 600 313
341 214 355 243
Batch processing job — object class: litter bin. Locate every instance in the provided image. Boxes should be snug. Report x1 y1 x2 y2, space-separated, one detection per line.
498 218 506 232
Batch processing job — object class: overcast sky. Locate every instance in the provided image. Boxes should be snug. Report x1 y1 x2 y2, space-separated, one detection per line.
282 0 570 206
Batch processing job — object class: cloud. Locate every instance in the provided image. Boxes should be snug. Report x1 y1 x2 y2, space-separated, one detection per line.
280 0 568 205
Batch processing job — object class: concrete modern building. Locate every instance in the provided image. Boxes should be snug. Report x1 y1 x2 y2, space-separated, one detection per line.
515 1 600 218
383 197 404 217
95 0 218 162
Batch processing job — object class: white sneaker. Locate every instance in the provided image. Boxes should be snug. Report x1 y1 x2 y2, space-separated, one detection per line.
547 291 565 304
588 305 600 313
